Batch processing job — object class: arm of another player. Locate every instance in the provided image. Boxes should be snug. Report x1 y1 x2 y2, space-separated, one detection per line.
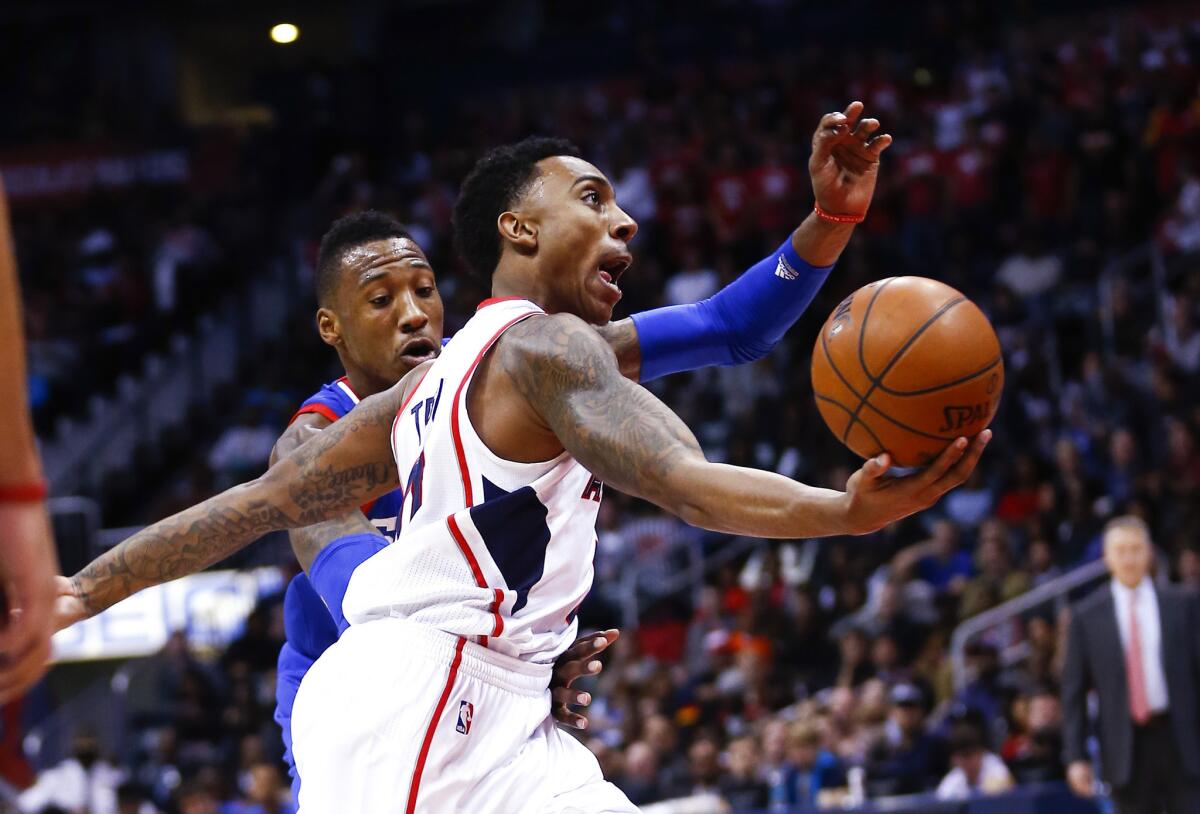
0 175 59 702
268 415 384 574
61 372 418 618
503 314 988 538
601 101 892 381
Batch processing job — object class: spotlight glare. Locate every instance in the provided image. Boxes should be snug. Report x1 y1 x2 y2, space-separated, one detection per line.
270 23 299 45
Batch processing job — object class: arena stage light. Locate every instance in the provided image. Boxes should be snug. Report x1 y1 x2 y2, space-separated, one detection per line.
270 23 299 44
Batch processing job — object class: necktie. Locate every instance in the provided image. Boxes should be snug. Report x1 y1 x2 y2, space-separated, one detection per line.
1125 595 1151 725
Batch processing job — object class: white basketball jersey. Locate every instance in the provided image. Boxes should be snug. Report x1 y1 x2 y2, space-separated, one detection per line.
341 298 604 663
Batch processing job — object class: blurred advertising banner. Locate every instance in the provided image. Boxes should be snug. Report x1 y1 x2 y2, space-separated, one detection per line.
0 144 189 203
52 567 285 662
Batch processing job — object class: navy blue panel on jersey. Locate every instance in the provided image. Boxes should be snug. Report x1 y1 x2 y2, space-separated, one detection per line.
470 477 551 614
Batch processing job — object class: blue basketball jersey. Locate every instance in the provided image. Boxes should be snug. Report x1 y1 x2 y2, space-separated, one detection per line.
277 375 406 800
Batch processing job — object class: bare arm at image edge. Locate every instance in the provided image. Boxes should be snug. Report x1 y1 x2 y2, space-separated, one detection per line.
65 371 416 617
0 175 60 702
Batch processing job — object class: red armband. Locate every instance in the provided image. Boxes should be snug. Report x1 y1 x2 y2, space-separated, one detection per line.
814 202 867 224
0 480 49 502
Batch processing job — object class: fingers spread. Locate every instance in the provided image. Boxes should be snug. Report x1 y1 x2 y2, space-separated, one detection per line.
817 111 849 132
550 687 592 729
931 430 991 494
553 655 605 688
852 118 881 140
868 133 894 156
861 453 892 483
917 437 968 489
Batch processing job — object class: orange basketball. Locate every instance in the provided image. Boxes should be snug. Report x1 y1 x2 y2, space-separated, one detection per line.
811 277 1003 468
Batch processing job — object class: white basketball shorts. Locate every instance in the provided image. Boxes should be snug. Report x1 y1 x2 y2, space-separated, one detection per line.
291 617 638 813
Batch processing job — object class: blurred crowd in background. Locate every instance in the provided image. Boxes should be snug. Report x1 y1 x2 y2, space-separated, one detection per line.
6 0 1200 811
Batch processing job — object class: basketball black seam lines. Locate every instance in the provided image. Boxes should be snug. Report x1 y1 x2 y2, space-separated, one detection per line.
819 331 983 442
857 277 899 381
840 296 966 445
873 355 1002 397
814 393 886 454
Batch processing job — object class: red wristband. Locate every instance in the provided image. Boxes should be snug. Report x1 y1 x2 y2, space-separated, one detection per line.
814 202 866 224
0 481 49 502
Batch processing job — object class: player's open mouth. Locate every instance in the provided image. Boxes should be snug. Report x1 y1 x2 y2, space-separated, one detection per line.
398 337 438 365
597 254 632 293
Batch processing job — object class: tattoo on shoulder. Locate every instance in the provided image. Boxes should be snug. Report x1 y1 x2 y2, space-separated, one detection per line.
596 318 641 381
499 315 702 500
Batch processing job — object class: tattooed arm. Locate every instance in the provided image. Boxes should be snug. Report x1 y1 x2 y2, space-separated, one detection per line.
501 314 989 538
65 376 410 618
595 320 641 381
268 415 383 573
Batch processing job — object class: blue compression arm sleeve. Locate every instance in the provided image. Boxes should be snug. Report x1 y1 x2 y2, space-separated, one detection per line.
632 237 833 382
308 533 388 635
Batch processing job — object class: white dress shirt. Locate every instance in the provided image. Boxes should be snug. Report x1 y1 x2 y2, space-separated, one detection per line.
1111 578 1169 713
935 752 1015 799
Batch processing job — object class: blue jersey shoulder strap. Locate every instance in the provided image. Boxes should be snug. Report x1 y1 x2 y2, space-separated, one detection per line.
290 376 360 424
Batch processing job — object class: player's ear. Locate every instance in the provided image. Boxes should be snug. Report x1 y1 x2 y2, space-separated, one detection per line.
316 307 342 347
498 211 537 255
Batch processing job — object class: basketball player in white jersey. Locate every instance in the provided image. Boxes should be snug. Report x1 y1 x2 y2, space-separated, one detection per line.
63 106 989 812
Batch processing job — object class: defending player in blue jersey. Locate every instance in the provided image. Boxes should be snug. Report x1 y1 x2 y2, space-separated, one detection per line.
58 103 883 803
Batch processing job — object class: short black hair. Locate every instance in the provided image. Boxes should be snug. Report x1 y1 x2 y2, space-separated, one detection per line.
452 136 581 282
315 211 413 305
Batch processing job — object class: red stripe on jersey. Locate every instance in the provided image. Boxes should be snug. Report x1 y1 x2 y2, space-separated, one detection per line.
449 313 537 506
446 515 505 642
405 636 466 814
396 370 431 419
447 515 487 587
476 296 525 310
490 588 505 637
289 403 340 426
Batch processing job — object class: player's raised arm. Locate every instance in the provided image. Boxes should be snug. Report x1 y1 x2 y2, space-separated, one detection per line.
65 376 410 618
601 101 892 382
502 313 987 539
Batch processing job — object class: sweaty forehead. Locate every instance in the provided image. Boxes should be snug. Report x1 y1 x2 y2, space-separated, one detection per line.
528 155 609 197
338 238 429 275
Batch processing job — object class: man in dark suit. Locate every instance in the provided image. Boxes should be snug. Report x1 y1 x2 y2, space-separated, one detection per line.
1063 516 1200 813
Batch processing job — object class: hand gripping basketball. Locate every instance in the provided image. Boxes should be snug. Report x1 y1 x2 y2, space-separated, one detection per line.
843 430 991 535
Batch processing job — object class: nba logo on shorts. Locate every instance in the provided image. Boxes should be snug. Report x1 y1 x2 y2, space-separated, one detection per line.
456 700 474 735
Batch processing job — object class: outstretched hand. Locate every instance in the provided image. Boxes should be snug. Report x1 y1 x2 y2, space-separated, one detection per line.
550 628 619 730
809 100 893 218
53 575 88 632
843 430 991 535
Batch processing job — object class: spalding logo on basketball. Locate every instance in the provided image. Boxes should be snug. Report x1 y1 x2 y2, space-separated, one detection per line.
811 277 1003 468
